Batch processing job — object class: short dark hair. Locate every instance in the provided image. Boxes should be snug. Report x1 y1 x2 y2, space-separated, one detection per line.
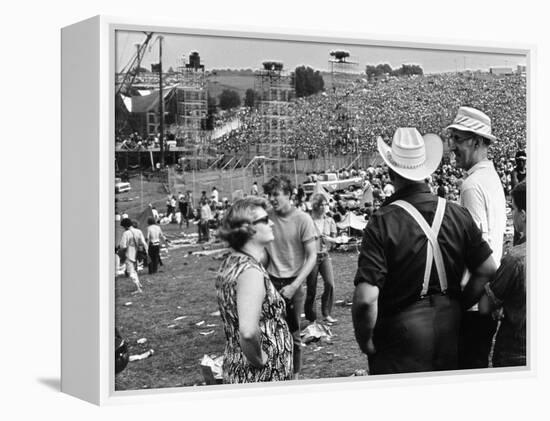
147 216 156 225
263 176 292 195
511 181 526 212
120 218 132 229
217 196 269 250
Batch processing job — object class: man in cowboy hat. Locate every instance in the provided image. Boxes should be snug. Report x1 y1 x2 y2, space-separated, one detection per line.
447 106 507 369
352 127 496 374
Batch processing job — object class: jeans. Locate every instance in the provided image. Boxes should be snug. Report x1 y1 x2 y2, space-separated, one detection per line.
269 275 305 374
305 253 335 321
369 294 461 374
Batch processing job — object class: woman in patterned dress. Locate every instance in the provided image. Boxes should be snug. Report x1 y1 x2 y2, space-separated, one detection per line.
216 197 293 383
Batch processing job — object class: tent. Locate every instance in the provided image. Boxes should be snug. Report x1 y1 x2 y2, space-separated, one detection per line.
311 180 331 201
358 182 373 206
136 206 155 232
336 212 367 232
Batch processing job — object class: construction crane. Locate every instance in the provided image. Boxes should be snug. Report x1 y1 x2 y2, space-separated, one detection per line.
116 32 154 96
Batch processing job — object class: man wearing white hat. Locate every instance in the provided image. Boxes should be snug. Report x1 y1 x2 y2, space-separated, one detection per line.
352 128 496 374
447 106 507 369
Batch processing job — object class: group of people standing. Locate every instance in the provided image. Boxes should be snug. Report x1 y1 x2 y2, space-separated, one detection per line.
214 106 527 383
117 215 168 293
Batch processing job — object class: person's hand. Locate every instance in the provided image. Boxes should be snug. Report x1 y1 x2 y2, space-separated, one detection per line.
365 338 376 355
280 283 298 300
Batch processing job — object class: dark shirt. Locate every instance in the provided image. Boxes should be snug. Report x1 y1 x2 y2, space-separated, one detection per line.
354 183 492 317
486 237 526 366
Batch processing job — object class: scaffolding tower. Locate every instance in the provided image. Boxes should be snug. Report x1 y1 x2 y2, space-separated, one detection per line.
253 61 295 158
328 50 361 154
176 51 208 151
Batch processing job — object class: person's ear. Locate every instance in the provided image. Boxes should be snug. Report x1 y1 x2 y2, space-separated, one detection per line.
520 209 527 223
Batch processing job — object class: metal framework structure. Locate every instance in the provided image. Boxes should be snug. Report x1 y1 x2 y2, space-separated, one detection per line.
328 51 361 154
253 61 295 158
175 52 208 151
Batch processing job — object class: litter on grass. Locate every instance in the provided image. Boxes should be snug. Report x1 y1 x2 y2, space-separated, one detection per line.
301 322 333 344
195 321 205 326
173 316 187 321
210 310 221 317
136 338 147 344
129 349 154 362
200 354 223 385
199 330 215 336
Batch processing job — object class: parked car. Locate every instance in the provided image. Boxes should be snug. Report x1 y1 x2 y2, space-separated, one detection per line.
303 172 363 194
115 181 131 194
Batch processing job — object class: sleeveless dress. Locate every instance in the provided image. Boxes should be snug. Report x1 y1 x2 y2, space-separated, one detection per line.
216 254 293 383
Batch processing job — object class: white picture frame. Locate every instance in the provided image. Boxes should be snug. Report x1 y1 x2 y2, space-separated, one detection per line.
61 15 535 406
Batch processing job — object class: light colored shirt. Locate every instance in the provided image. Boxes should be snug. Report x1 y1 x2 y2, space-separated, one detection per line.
200 204 212 221
119 227 147 262
266 208 316 278
461 159 506 265
211 189 219 203
312 215 337 253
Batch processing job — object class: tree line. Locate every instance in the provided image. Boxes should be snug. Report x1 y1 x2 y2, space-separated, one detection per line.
365 63 424 79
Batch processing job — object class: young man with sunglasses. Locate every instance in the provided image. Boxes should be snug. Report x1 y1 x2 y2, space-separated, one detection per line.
263 176 317 379
447 106 507 369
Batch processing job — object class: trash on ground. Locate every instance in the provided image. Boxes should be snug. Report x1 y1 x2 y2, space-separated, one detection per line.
136 338 147 344
200 354 223 385
174 316 187 321
193 248 229 257
124 302 133 306
210 310 221 317
167 324 177 329
351 369 368 376
199 330 215 336
301 321 333 344
195 321 205 326
129 349 154 362
206 324 217 328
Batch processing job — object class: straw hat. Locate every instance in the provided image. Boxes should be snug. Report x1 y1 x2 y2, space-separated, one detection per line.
446 106 497 142
377 128 443 181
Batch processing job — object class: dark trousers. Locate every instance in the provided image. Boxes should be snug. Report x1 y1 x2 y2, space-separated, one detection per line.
458 311 497 369
198 220 209 242
148 243 160 274
269 275 305 374
369 294 461 375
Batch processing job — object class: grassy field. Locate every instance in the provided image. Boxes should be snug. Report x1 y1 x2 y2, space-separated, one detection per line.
115 233 366 390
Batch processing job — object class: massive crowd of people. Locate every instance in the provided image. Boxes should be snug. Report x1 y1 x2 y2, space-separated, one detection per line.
215 73 525 162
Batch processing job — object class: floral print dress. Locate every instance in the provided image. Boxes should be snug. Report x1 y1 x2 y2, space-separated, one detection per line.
216 254 293 383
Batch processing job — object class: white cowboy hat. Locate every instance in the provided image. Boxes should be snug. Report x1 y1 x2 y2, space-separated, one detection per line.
446 106 497 142
377 128 443 181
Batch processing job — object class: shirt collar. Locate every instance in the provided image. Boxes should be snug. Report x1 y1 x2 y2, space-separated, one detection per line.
383 182 432 206
466 159 495 176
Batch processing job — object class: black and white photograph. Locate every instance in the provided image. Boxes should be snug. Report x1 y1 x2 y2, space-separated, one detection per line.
113 28 528 390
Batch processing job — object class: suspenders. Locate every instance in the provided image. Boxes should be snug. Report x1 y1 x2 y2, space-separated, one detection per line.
391 198 448 298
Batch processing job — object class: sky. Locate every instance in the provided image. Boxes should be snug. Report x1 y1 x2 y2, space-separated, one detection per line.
116 30 527 75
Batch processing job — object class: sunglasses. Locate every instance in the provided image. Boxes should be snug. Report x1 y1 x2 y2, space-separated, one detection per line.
252 215 270 225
